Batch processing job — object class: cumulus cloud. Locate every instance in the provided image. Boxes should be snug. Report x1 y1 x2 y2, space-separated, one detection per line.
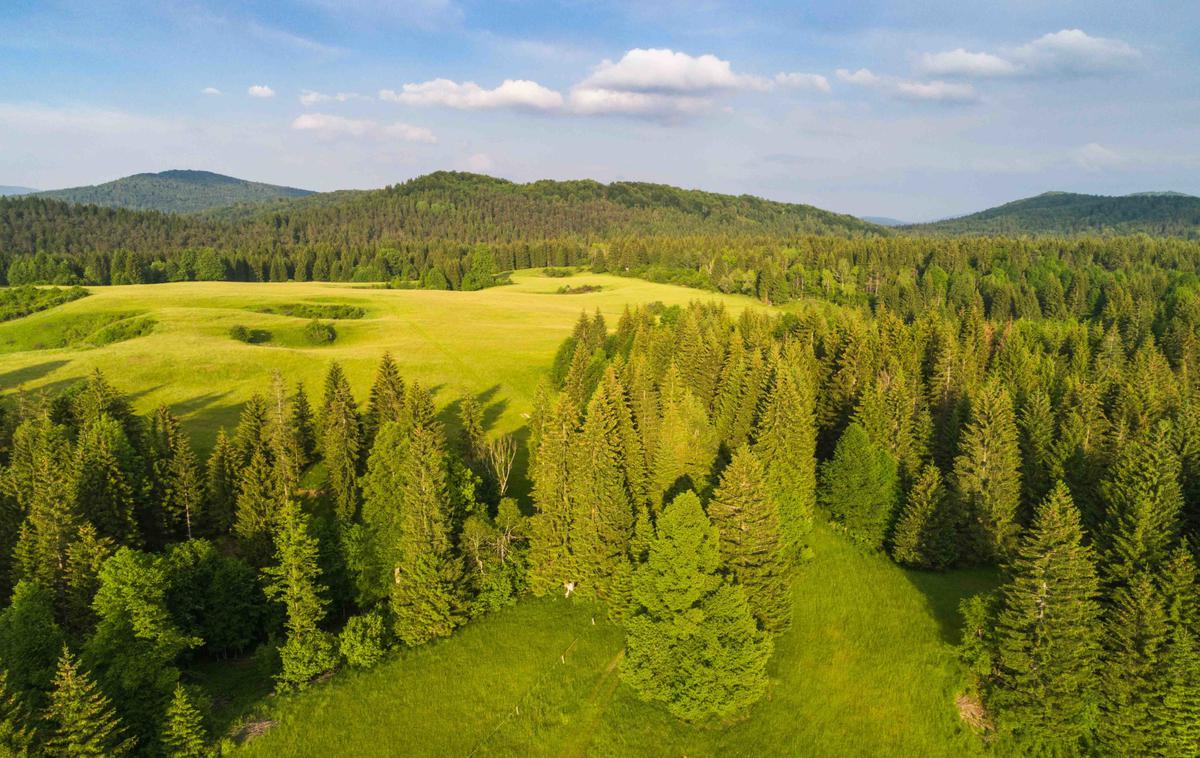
917 49 1017 78
299 90 368 107
380 79 563 111
918 29 1142 80
580 48 768 93
291 112 436 143
566 87 710 117
838 68 976 103
836 68 881 86
774 72 831 93
248 85 276 98
201 86 222 96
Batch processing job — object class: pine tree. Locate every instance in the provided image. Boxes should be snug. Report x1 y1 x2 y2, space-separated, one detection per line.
708 447 791 633
363 353 406 447
10 415 79 603
0 671 33 756
953 381 1022 564
355 421 410 605
527 395 578 596
1098 572 1170 756
819 423 898 550
0 580 65 707
652 364 718 504
290 382 316 466
161 432 203 542
890 464 957 569
754 345 818 555
1018 388 1056 513
62 524 114 638
161 684 209 758
262 499 337 691
621 490 772 722
232 394 270 466
72 414 140 545
233 448 277 564
390 426 462 645
320 363 362 524
990 482 1102 752
43 646 135 757
203 430 238 536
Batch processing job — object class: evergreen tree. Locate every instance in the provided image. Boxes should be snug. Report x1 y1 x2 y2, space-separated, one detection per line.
1098 572 1170 756
990 482 1102 753
0 580 65 707
651 364 718 504
355 421 409 606
527 395 578 596
953 381 1022 564
364 354 407 447
161 433 203 542
319 363 362 524
621 491 771 722
72 414 140 545
11 416 80 600
233 448 277 565
890 464 957 569
0 671 33 756
819 423 898 550
62 524 114 638
262 498 337 691
290 382 316 466
202 430 237 536
708 447 790 633
161 683 209 758
231 394 269 467
43 646 135 757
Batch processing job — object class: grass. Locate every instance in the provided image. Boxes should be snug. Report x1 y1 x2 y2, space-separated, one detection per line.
236 526 998 757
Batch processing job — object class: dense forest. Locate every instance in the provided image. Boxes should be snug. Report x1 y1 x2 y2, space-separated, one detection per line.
33 171 314 215
2 221 1200 753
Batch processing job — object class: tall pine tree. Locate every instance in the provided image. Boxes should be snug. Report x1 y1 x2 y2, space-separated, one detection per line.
953 380 1022 564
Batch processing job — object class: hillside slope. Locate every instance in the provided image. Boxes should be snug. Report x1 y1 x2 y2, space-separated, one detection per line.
34 169 314 213
0 186 36 197
907 191 1200 237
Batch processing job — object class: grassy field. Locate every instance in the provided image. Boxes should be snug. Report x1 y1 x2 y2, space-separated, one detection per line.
236 526 996 757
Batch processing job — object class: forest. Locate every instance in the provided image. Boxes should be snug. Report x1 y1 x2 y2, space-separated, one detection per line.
0 214 1198 754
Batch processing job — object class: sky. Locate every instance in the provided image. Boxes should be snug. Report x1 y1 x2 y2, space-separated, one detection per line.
1 1 1198 221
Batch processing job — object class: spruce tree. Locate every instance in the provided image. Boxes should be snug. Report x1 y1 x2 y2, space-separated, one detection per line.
233 448 277 565
62 524 114 638
232 394 270 467
953 381 1022 564
364 354 407 448
1098 572 1170 756
267 371 304 503
320 363 362 524
72 414 140 545
990 482 1102 752
202 430 238 536
621 490 771 722
890 464 957 569
162 433 203 542
11 416 80 600
262 498 337 691
355 420 409 605
753 343 818 555
708 447 791 633
651 363 718 504
819 423 898 550
43 646 135 757
161 683 209 758
290 382 316 466
0 580 65 707
527 395 578 596
0 671 33 756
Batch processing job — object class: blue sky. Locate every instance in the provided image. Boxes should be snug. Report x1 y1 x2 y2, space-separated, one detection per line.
1 0 1197 220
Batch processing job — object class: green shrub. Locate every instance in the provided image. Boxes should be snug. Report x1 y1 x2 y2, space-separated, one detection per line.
0 285 88 322
229 324 250 342
303 320 336 344
339 611 389 668
230 325 271 344
253 303 365 320
542 267 574 278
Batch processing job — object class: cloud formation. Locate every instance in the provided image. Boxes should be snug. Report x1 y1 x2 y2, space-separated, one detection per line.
918 29 1142 79
580 48 768 93
837 68 976 103
379 79 563 111
201 87 222 96
917 49 1016 78
299 90 368 106
291 112 436 143
774 72 832 93
248 85 276 98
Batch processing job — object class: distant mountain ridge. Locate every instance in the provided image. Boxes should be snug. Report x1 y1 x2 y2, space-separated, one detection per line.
0 186 36 197
34 170 314 214
907 191 1200 238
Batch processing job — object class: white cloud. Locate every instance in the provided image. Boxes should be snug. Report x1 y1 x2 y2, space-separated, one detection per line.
580 48 769 93
299 90 368 107
917 49 1017 78
774 72 831 93
838 68 976 103
201 87 222 96
248 85 276 98
379 79 563 111
1072 142 1124 171
1010 29 1142 76
566 87 711 118
291 112 436 143
836 68 881 86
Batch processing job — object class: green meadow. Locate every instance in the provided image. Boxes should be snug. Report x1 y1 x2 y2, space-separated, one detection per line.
0 272 996 756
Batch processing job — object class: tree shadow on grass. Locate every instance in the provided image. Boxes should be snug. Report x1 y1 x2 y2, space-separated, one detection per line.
0 359 70 389
902 565 1002 646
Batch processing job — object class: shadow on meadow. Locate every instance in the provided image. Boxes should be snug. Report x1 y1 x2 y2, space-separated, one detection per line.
900 565 1001 646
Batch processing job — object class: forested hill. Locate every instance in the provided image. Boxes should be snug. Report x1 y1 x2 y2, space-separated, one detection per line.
906 191 1200 238
33 170 314 214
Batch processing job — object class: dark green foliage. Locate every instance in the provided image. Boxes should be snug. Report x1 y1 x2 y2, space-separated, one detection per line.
62 525 114 639
953 382 1022 564
890 464 957 570
253 303 365 320
0 285 87 322
163 540 263 658
72 414 141 545
9 414 79 599
990 483 1102 753
819 424 898 550
228 324 270 344
708 448 791 634
0 581 65 708
202 430 238 535
1098 572 1170 755
43 646 135 757
161 683 210 758
621 491 772 722
233 448 277 564
528 395 578 596
302 320 337 344
319 362 361 524
290 383 317 465
34 169 312 213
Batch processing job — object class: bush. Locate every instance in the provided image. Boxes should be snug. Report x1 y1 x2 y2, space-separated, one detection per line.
230 324 271 344
303 320 337 344
542 267 574 278
339 611 389 668
229 324 250 342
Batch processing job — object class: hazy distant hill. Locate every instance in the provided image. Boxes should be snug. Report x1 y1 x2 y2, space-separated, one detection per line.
34 170 314 214
907 191 1200 238
0 186 36 197
860 216 908 227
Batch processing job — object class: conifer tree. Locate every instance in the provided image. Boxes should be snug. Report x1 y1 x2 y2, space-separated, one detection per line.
43 646 135 757
290 382 316 466
232 394 270 467
0 580 65 707
356 421 410 606
161 683 209 758
63 524 114 638
819 423 898 550
1156 623 1200 757
233 448 277 564
405 381 438 434
595 364 650 507
266 372 305 504
754 345 818 555
621 490 771 722
990 482 1102 752
708 447 790 633
527 395 578 595
202 430 238 536
1098 572 1170 756
262 498 337 691
0 671 33 756
390 426 463 645
363 353 406 448
72 414 140 545
953 381 1022 563
10 416 79 602
1018 388 1056 513
319 363 362 524
652 364 718 504
890 464 957 569
161 433 203 542
854 362 929 482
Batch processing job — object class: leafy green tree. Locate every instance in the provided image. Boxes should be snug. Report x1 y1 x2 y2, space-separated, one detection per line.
43 646 135 757
621 490 771 722
819 423 898 550
161 683 209 758
708 447 790 633
338 611 390 669
460 499 529 615
890 464 957 569
953 381 1022 564
990 482 1102 752
262 499 337 691
202 430 238 536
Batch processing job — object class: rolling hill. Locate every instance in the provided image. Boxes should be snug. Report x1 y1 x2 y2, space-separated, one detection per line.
33 169 314 213
906 190 1200 237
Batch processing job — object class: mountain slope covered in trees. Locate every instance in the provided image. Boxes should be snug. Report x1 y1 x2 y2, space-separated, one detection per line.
907 191 1200 238
33 170 314 214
